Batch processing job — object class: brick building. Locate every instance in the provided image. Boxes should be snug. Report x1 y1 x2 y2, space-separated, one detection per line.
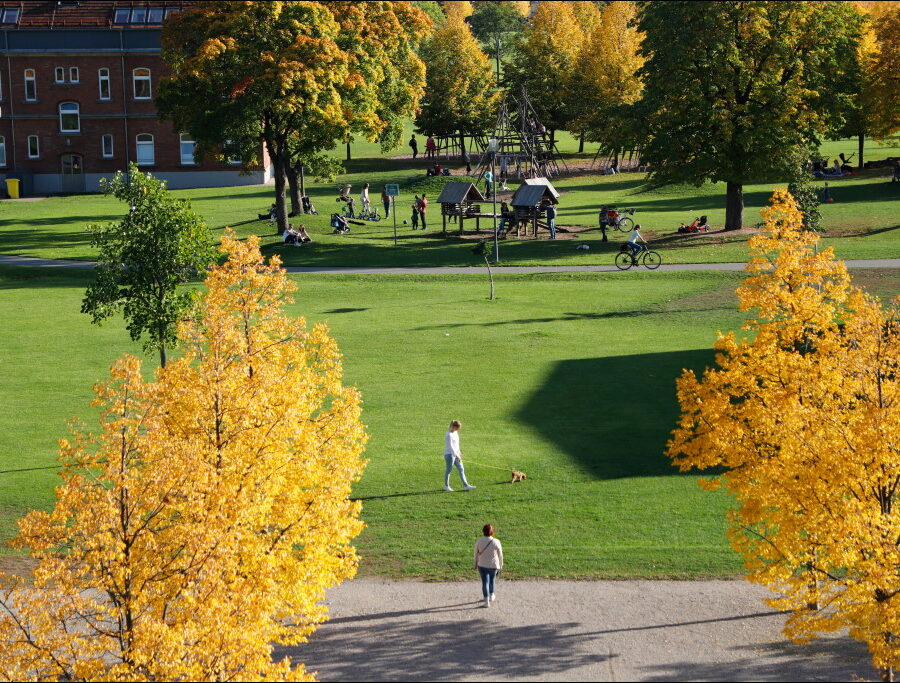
0 0 271 195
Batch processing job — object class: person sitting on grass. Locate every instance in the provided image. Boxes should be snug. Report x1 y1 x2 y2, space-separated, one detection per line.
627 224 647 259
444 420 475 492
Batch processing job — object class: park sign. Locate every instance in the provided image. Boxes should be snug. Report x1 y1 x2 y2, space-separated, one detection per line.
385 183 400 197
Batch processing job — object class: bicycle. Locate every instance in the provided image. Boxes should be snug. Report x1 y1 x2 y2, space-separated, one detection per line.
598 206 637 232
614 244 662 270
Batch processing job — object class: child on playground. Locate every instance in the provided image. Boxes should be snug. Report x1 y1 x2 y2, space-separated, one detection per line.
444 420 475 492
411 196 420 229
474 524 503 608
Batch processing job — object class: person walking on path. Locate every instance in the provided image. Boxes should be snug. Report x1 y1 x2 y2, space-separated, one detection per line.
544 201 557 239
381 186 391 218
411 195 420 229
409 134 419 159
475 524 503 608
426 135 437 159
418 193 428 231
444 420 475 492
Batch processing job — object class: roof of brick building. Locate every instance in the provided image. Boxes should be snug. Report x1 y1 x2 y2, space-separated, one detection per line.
0 1 193 29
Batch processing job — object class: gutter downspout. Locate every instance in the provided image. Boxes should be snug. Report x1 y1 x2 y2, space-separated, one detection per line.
119 29 130 176
3 30 18 173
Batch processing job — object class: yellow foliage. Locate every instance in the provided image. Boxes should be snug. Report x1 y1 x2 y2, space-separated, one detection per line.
0 234 368 681
667 189 900 676
509 0 530 17
444 0 474 22
866 5 900 139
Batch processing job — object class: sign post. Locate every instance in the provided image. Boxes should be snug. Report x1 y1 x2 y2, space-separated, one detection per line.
385 183 400 247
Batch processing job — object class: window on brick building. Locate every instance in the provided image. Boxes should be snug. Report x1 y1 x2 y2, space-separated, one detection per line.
55 67 65 83
24 69 36 101
224 140 242 165
113 7 129 23
179 133 196 165
27 135 39 158
133 68 151 100
59 102 80 133
98 68 111 100
102 134 114 158
1 8 21 24
131 7 147 23
148 7 164 23
70 67 79 83
0 137 6 167
136 134 154 165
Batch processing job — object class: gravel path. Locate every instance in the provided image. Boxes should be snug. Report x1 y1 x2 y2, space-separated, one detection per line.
282 578 876 682
1 254 899 273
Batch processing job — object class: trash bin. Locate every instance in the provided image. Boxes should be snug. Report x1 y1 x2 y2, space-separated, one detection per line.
5 178 20 199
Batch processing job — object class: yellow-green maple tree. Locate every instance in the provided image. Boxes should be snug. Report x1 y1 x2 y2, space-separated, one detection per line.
0 233 368 681
667 189 900 680
568 1 643 154
443 0 473 22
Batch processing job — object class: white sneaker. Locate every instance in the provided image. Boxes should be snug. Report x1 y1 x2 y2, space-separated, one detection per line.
484 597 490 608
463 485 476 491
444 486 454 492
490 593 496 602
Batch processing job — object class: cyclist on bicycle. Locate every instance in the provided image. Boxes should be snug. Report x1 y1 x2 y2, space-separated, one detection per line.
627 224 647 258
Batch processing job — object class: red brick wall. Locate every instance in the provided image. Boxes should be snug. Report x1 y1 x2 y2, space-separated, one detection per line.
2 52 258 176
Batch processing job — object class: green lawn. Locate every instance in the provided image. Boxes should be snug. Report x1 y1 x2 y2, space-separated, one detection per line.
2 139 898 267
2 265 898 578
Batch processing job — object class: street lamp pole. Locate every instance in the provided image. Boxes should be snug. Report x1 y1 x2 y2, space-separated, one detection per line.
489 137 499 263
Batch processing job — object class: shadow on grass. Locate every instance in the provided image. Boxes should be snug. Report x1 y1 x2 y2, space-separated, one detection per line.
516 350 716 479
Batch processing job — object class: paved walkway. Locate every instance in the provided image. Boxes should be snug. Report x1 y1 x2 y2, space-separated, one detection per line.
1 254 899 274
283 578 876 682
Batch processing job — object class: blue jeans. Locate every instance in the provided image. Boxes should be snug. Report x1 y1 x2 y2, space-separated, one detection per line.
444 453 469 487
628 241 643 257
479 567 498 598
548 218 556 238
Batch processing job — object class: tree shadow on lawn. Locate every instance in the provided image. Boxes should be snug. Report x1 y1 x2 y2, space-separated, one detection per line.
516 350 716 480
283 617 614 682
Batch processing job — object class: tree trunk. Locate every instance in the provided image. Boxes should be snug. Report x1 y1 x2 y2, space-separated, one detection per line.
346 140 351 162
159 344 167 368
272 154 288 234
299 164 306 205
858 134 865 172
285 165 301 217
459 131 466 161
578 132 585 154
725 181 744 231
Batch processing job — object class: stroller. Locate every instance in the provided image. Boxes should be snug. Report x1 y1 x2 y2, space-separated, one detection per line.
678 215 709 233
302 196 318 215
336 184 355 217
331 213 351 234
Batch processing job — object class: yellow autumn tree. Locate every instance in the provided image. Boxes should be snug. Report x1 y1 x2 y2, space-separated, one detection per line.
503 0 584 137
444 0 473 23
866 4 900 142
0 234 368 681
667 189 900 680
568 1 644 155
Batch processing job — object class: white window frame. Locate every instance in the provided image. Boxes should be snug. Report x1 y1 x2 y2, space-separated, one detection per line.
113 7 129 23
132 68 151 100
136 133 154 165
24 69 36 101
179 133 196 165
224 141 242 165
69 67 79 83
101 134 114 158
0 137 6 166
55 66 65 83
131 6 147 23
148 6 164 23
59 101 80 133
98 68 111 100
27 135 39 159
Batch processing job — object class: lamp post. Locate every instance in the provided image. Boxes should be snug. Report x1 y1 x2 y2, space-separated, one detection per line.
489 137 499 263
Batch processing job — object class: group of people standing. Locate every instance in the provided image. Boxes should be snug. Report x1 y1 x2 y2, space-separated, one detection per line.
409 134 439 160
410 193 429 230
443 419 505 608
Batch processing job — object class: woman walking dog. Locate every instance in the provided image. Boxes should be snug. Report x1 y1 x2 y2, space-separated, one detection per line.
475 524 503 608
443 420 475 492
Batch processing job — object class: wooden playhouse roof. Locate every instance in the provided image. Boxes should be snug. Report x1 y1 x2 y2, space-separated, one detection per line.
511 182 559 207
523 177 560 199
436 182 485 204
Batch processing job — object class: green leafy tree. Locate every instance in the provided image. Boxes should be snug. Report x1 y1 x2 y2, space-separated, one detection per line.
81 164 216 367
157 2 429 234
413 0 444 24
635 1 863 230
416 16 499 157
467 1 525 82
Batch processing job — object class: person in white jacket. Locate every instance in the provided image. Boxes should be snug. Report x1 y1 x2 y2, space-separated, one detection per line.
359 183 371 215
444 420 475 492
475 524 503 607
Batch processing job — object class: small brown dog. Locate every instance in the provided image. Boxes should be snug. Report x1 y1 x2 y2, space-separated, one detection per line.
510 470 527 483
